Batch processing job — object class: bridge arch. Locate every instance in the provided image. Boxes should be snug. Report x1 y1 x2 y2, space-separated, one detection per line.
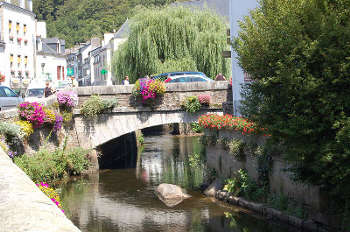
73 109 223 148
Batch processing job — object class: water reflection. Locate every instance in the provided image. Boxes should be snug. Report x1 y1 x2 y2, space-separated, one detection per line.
60 134 298 232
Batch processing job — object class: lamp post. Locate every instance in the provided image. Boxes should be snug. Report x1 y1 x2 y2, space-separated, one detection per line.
18 72 24 97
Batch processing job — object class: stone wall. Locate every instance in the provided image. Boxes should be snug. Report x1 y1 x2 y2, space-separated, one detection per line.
74 81 230 111
204 129 322 217
0 147 81 232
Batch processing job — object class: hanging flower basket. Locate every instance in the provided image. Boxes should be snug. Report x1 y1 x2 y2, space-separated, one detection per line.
17 38 22 42
132 78 166 106
24 39 28 44
9 35 14 41
25 71 29 76
10 70 15 75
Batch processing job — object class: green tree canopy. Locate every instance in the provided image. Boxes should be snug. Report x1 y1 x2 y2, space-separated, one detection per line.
112 6 230 83
235 0 350 198
33 0 177 47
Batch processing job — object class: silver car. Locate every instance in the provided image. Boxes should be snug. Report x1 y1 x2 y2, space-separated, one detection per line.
0 86 23 110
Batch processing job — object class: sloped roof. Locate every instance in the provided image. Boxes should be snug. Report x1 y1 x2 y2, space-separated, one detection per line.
114 19 130 39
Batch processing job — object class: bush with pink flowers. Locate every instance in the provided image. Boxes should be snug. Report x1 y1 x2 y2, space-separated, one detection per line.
198 94 211 106
57 91 78 110
18 102 63 132
132 78 166 104
19 102 46 128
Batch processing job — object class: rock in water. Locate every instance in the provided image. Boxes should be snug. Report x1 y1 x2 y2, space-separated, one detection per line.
155 184 191 207
204 178 224 197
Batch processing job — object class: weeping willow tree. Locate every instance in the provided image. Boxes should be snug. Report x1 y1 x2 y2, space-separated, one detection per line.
112 6 230 83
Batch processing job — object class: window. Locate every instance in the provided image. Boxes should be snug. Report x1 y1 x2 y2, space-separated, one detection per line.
23 24 27 34
8 20 12 31
16 22 20 33
24 56 28 65
171 77 191 83
3 87 17 97
190 77 206 82
62 66 65 80
17 55 21 64
10 54 14 63
57 66 61 80
0 88 6 97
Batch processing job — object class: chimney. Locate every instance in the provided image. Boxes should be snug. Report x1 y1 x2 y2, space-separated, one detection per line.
90 37 101 50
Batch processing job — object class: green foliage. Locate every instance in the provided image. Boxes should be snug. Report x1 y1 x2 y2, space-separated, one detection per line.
0 122 23 139
182 96 201 113
62 111 73 124
225 138 246 158
112 6 230 83
267 194 307 219
137 132 144 145
190 122 203 133
235 0 350 199
189 152 201 168
33 0 176 47
80 95 117 118
14 147 90 183
224 169 267 201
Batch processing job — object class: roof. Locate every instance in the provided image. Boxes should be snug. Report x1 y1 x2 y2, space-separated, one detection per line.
0 1 36 17
114 19 130 39
42 38 66 46
38 38 66 57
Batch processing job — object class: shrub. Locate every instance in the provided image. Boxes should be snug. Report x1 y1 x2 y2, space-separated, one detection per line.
80 95 118 118
198 94 210 106
14 120 34 138
190 122 203 133
61 111 73 124
226 139 246 158
43 108 56 124
57 91 78 109
198 114 268 135
182 96 201 113
0 122 23 139
18 102 46 128
37 182 64 213
137 132 144 145
14 147 90 183
224 169 267 201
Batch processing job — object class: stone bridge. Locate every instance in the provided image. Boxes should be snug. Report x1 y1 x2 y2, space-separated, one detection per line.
71 81 231 149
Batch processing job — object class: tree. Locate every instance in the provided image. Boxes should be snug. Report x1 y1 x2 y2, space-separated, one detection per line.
235 0 350 222
112 6 230 83
33 0 180 48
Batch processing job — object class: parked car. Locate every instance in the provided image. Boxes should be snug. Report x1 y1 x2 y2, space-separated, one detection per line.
24 88 45 103
153 72 213 83
0 86 23 110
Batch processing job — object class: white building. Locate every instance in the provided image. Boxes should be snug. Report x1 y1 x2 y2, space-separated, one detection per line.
0 0 35 91
229 0 258 115
36 37 67 89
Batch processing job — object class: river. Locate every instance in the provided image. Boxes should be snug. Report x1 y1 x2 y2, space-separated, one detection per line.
59 133 298 232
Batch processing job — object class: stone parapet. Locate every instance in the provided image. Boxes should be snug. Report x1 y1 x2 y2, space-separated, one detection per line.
0 148 81 232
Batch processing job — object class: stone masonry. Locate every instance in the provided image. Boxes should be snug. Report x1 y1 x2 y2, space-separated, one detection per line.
72 81 230 149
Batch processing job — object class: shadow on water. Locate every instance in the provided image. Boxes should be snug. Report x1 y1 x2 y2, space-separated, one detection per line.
59 130 301 232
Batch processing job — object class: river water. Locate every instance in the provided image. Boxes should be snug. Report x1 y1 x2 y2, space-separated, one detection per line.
59 134 297 232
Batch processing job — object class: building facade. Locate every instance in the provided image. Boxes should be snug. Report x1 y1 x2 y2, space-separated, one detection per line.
36 37 67 89
0 0 35 91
